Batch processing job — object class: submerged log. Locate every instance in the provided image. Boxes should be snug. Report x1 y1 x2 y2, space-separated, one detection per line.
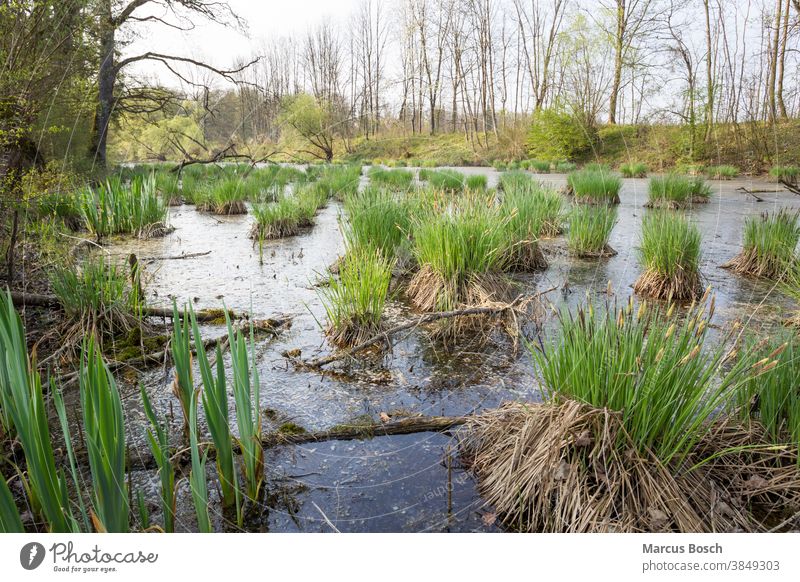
8 291 237 322
124 414 469 472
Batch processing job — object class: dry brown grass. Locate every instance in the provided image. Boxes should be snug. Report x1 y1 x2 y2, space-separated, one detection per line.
406 265 514 313
503 240 549 272
633 268 703 302
459 400 768 533
722 248 793 281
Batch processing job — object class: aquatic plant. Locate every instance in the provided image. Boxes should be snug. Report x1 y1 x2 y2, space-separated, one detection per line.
140 388 176 532
368 167 414 190
320 245 394 346
566 169 622 204
316 164 361 200
634 212 703 301
492 160 508 171
498 170 533 192
408 203 510 311
197 178 248 215
250 198 303 241
770 166 800 183
466 174 488 190
555 161 576 173
0 474 23 532
723 209 800 281
81 175 170 239
0 291 75 532
705 165 739 180
734 334 800 450
226 314 264 501
499 173 564 237
567 204 618 257
535 297 749 461
170 303 196 438
51 257 144 347
619 162 648 178
191 310 238 509
529 159 551 173
155 171 182 205
647 174 711 208
499 188 549 271
79 336 129 532
188 389 212 533
344 188 411 260
427 169 465 192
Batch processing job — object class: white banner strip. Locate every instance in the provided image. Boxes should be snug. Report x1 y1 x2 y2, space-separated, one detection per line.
1 533 798 581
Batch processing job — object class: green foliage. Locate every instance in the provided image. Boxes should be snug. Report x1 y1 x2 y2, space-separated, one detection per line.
739 210 800 280
140 388 176 533
567 205 617 257
648 174 711 207
527 109 592 161
529 159 552 173
191 309 238 510
368 167 414 190
0 473 23 533
79 336 129 533
735 334 800 450
567 169 622 203
320 246 394 345
344 188 411 259
640 212 702 279
466 174 488 190
225 313 264 502
81 175 170 239
534 298 752 463
170 304 195 437
0 291 75 532
188 391 211 533
705 165 739 180
770 166 800 182
619 162 648 178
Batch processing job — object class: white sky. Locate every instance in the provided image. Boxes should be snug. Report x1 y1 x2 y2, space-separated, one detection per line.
125 0 363 84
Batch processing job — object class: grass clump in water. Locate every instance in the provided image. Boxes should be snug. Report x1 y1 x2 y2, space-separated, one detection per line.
566 169 622 204
197 178 248 215
705 165 739 180
529 160 551 174
51 257 144 346
723 209 800 281
647 174 711 208
634 212 703 301
368 167 414 190
320 245 394 347
250 198 304 241
499 189 549 271
81 175 170 240
407 203 510 312
619 162 648 178
567 204 618 258
344 188 411 261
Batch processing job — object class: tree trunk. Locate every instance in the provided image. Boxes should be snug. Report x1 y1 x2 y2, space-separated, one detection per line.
703 0 714 141
608 0 626 125
776 0 790 118
90 2 116 170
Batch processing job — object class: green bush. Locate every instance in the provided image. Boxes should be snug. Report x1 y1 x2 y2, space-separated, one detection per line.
527 109 592 161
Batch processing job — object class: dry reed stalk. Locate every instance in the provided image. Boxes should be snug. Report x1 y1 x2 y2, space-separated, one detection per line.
633 268 703 302
460 400 757 533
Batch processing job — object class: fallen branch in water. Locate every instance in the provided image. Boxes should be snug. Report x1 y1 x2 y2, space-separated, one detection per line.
142 251 212 263
8 291 236 322
735 187 765 202
294 287 557 369
779 179 800 196
125 414 468 472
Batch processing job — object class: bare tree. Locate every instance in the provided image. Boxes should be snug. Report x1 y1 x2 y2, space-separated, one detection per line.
89 0 256 169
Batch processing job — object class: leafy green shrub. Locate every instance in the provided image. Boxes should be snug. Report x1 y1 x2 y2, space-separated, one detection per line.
527 109 592 161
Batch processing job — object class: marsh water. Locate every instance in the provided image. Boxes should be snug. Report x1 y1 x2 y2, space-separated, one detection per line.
108 168 800 532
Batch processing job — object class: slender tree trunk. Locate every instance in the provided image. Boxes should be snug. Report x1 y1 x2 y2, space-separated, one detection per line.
776 0 790 118
608 0 626 125
90 2 115 170
703 0 714 141
767 0 782 122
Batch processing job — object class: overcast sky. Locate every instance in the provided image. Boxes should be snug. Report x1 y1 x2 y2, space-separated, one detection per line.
125 0 363 83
